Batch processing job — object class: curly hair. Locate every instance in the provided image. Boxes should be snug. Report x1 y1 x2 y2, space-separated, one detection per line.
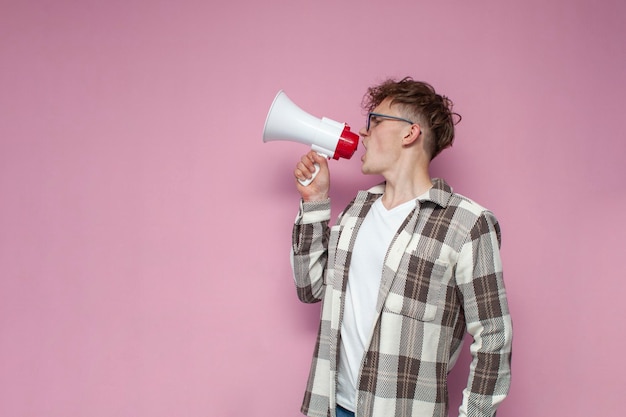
362 77 461 160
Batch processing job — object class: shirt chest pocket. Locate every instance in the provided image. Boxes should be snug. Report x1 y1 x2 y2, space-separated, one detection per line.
383 258 449 322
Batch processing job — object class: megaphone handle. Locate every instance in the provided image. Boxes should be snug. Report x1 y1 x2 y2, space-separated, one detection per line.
298 163 320 186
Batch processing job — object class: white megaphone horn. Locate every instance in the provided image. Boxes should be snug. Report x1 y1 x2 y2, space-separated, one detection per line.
263 90 359 186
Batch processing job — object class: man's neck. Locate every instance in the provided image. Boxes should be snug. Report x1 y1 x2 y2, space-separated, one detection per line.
381 168 432 210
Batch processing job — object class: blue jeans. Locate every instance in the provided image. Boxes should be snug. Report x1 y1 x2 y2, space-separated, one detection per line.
336 404 355 417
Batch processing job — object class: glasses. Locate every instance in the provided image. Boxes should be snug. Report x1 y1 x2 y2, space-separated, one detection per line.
366 112 415 132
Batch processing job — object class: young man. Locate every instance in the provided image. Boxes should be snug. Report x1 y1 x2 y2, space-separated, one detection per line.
291 78 512 417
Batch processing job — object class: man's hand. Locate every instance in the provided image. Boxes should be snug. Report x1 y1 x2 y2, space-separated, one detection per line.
294 151 330 202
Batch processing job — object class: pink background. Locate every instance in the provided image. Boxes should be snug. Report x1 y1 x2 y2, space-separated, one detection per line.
1 1 625 416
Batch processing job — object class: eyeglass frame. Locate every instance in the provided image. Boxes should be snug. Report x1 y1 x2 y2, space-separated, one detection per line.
366 112 415 132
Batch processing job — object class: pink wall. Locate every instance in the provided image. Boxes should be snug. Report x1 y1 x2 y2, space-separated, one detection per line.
1 1 625 416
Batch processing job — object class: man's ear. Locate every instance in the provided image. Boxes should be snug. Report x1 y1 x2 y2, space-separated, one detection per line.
402 124 422 146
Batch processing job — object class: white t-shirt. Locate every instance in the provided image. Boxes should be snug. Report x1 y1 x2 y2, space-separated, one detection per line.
336 196 417 411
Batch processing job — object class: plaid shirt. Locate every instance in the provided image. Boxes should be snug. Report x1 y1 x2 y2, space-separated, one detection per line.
291 179 512 417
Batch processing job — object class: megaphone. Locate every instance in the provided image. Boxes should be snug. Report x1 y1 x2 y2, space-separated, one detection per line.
263 90 359 185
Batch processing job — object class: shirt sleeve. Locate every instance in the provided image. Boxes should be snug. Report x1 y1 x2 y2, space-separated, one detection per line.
290 199 332 303
455 211 513 417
